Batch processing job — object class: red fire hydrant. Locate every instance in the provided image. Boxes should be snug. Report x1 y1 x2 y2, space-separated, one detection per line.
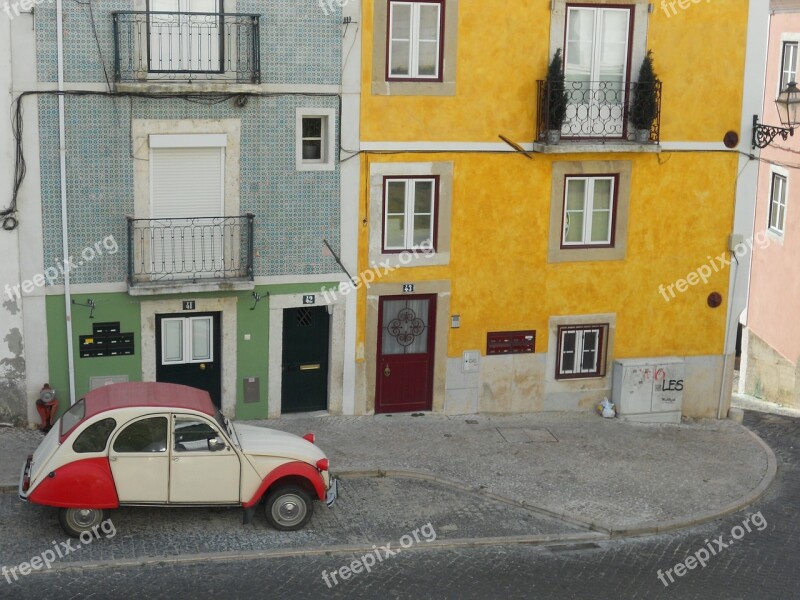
36 383 58 433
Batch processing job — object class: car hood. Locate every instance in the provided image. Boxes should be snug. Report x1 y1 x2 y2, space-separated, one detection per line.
232 423 327 465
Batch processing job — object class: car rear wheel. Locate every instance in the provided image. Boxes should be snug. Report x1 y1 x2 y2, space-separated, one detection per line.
264 484 313 531
59 508 107 538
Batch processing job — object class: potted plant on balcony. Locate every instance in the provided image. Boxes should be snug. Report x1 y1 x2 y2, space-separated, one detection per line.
545 49 569 144
630 50 660 143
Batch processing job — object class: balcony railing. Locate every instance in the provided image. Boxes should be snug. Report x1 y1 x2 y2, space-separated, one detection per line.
112 11 260 83
127 215 254 285
536 80 662 143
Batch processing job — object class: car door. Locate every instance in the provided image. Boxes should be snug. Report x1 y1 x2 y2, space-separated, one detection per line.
168 414 241 503
109 415 170 503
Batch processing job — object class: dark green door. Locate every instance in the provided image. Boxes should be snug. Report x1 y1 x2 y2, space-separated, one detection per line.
281 306 329 413
156 312 222 408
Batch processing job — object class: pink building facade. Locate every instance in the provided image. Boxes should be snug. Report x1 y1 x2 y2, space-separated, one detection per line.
740 0 800 407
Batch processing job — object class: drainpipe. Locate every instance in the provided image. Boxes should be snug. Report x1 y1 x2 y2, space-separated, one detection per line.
56 0 77 405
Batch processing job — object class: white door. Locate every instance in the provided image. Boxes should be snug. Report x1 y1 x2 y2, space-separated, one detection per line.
564 7 631 137
149 0 222 73
109 416 170 503
168 414 240 503
149 143 225 279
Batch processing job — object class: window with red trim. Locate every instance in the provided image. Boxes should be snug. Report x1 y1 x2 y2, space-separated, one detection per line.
382 176 438 253
556 324 608 379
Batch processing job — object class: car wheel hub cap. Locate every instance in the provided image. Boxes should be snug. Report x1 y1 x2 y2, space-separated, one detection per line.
275 495 305 524
74 509 97 527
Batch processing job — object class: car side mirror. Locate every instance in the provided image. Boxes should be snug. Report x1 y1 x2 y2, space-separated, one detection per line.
208 437 226 452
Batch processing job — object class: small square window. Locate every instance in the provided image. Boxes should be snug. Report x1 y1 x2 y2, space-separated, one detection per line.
556 324 608 379
562 175 618 248
296 109 336 171
382 176 438 252
769 172 787 235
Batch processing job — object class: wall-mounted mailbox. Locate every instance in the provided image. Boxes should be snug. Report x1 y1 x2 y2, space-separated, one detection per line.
486 330 535 356
80 322 135 358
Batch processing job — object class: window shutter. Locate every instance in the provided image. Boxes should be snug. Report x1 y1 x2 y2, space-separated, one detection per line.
151 147 224 218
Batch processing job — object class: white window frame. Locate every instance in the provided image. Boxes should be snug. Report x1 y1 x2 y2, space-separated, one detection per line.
557 325 607 378
382 177 437 252
769 171 788 235
161 316 214 365
782 41 798 91
562 176 616 247
387 0 443 80
296 108 336 172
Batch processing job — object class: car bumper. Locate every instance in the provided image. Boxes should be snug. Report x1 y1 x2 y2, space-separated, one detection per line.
325 477 339 508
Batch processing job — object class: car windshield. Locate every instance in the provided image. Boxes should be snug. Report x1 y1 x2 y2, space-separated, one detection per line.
59 399 85 436
215 410 237 445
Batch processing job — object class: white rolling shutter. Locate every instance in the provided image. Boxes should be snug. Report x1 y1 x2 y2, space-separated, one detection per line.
151 147 223 219
149 145 225 278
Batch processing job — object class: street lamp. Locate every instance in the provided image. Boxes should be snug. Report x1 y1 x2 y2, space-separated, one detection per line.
752 81 800 149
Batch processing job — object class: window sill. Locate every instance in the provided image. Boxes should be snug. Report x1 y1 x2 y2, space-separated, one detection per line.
533 141 661 154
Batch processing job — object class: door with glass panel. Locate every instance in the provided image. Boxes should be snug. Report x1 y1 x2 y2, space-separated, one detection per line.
148 0 223 73
155 312 222 408
376 295 436 413
563 6 632 138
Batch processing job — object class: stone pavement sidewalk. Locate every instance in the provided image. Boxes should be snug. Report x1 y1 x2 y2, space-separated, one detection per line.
263 411 775 535
0 411 776 536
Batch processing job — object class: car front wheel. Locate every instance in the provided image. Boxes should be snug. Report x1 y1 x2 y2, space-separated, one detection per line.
264 484 313 531
59 508 107 538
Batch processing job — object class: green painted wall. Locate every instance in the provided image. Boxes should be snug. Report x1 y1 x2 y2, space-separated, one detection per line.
46 283 336 420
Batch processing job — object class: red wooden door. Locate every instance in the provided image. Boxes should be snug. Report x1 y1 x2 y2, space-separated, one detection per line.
376 295 436 413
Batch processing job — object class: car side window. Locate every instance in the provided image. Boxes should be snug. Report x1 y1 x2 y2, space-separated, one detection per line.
113 417 168 453
73 418 116 453
173 417 220 452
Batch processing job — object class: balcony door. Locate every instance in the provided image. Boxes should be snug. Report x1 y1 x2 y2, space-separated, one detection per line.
564 6 631 138
149 135 225 281
148 0 223 73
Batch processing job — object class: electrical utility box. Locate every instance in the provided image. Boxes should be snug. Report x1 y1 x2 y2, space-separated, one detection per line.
611 358 685 424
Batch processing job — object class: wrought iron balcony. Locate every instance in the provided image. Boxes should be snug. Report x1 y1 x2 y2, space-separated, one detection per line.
127 215 255 286
112 11 260 83
536 80 662 143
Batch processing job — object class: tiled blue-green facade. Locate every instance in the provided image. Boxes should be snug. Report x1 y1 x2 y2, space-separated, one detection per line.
34 1 343 285
36 1 342 85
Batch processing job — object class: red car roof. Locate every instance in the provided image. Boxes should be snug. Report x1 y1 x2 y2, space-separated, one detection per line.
82 382 217 419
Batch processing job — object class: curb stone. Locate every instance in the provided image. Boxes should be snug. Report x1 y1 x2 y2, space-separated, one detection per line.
13 531 611 577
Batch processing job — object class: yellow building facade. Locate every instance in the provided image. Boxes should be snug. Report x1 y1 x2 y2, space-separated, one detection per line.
352 0 757 419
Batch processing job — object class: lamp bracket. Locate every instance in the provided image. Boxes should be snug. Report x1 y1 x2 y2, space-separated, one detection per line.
752 114 794 149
